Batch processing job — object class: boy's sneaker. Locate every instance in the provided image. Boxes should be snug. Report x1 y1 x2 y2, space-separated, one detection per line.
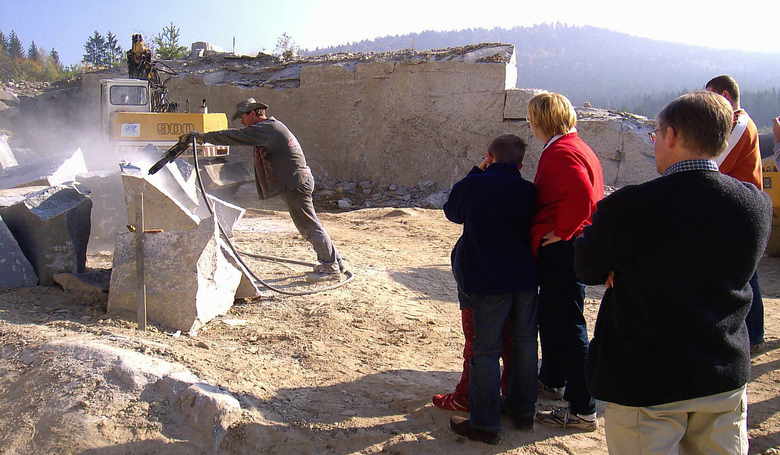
535 407 598 431
537 380 565 401
449 416 500 445
432 392 469 412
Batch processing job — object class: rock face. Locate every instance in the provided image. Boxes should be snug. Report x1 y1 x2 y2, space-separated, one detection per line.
0 185 91 285
503 88 547 119
0 215 37 288
107 217 242 334
75 171 127 251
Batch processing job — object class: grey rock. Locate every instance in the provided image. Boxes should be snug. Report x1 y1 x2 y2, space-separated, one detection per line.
337 199 352 209
207 195 245 238
0 148 87 190
0 185 91 285
418 180 435 189
122 174 200 233
178 383 241 452
358 180 373 189
0 134 18 170
0 186 48 209
0 87 19 105
106 217 242 334
387 184 398 191
422 190 450 209
503 88 547 119
335 181 357 193
0 215 37 288
315 189 337 199
76 171 126 252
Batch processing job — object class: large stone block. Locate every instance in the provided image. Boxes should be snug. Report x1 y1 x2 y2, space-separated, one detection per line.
503 88 547 120
106 218 242 334
122 174 200 233
0 148 87 190
0 185 92 285
0 186 49 209
0 134 18 170
76 171 127 251
0 215 37 288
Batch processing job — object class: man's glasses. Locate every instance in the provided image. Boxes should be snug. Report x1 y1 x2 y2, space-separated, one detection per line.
648 128 661 144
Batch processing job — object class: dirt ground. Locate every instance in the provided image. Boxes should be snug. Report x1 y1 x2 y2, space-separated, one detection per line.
0 205 778 454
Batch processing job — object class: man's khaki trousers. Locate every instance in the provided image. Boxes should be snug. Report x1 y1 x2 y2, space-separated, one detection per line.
604 386 748 455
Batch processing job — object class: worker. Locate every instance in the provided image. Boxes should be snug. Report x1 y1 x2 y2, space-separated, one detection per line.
178 98 346 282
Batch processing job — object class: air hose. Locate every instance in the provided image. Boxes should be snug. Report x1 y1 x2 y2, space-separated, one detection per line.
190 137 355 296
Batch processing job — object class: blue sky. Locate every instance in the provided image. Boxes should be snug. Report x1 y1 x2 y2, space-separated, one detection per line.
1 0 778 65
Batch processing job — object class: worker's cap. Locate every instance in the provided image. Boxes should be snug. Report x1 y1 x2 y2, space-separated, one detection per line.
232 98 269 120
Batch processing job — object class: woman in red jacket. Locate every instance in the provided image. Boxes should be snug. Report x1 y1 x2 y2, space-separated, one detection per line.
528 92 604 430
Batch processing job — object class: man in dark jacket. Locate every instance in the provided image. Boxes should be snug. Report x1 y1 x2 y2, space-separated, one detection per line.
180 98 344 282
445 134 538 445
575 91 770 454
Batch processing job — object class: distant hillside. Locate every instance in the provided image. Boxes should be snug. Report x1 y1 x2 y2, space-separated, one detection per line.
305 24 780 125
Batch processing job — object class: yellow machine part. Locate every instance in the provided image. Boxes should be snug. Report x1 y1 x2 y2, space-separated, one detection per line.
761 162 780 256
110 112 228 142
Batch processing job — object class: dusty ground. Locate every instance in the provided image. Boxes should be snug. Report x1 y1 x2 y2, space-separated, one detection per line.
0 206 778 454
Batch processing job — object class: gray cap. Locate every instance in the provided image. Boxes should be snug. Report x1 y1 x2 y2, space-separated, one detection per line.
232 97 269 120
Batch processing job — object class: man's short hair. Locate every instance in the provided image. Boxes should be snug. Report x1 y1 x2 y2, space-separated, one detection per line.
527 92 577 138
705 75 740 106
489 134 527 164
658 91 734 157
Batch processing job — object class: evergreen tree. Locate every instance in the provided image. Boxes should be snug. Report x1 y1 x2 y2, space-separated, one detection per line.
105 31 122 66
0 31 7 57
27 41 40 61
7 30 23 59
83 30 106 66
49 49 61 69
153 23 188 59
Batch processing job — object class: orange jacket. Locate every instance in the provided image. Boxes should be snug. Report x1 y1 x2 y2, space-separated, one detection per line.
720 111 762 189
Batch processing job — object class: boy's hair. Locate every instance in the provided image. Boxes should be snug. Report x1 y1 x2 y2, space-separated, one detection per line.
527 92 577 138
705 75 740 106
657 91 733 157
489 134 527 164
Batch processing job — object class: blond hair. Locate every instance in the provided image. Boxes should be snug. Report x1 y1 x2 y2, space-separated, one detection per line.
527 92 577 138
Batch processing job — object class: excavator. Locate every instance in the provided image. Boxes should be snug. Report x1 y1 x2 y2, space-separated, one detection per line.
100 34 250 195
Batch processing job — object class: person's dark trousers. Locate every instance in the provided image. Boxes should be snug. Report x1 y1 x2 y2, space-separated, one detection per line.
746 272 765 346
468 290 538 433
537 240 596 415
280 168 340 267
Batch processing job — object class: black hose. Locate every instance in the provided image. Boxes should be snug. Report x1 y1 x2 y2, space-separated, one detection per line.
190 137 355 296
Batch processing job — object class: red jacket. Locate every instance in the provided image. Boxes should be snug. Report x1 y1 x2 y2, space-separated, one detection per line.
531 132 604 255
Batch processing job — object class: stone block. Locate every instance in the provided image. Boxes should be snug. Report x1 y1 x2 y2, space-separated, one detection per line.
207 195 245 237
122 174 200 233
0 215 37 288
503 89 547 120
0 186 48 209
0 148 87 190
106 218 242 334
0 134 18 169
76 171 126 251
0 185 92 285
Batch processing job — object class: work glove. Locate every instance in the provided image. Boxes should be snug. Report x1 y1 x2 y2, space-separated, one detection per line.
178 132 202 145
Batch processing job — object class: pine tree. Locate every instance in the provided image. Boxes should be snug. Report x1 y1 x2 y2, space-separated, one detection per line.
49 48 61 69
105 31 122 66
153 23 188 59
0 31 7 57
27 41 40 61
7 30 23 59
83 30 106 66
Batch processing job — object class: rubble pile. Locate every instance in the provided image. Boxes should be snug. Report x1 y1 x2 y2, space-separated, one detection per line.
312 178 450 210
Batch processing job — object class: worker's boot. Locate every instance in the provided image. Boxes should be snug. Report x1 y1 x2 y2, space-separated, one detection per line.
305 262 341 283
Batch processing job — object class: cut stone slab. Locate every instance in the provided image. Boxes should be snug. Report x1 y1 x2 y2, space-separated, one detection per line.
0 148 87 190
207 195 245 237
76 171 127 252
0 214 37 288
0 185 92 285
122 173 200 233
0 134 18 170
503 88 547 120
107 217 242 334
0 185 48 209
